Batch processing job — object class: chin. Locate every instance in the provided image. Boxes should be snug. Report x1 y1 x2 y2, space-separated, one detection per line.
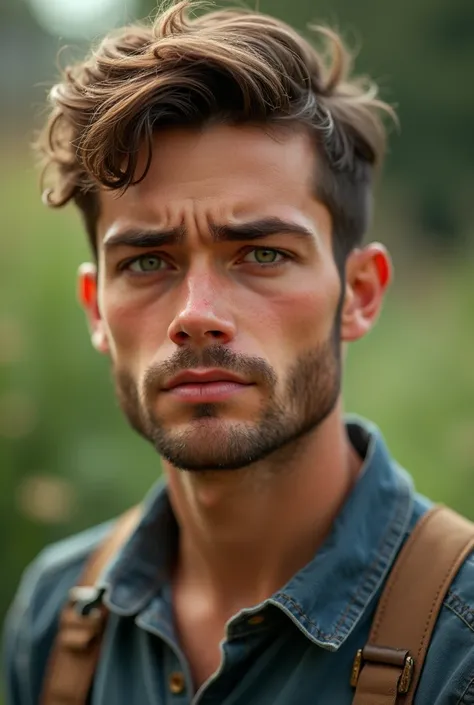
161 416 246 444
150 418 266 472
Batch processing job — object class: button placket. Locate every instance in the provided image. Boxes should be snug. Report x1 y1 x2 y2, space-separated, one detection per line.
169 671 186 695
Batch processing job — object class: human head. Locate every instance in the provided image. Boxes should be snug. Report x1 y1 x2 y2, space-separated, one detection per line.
37 1 394 471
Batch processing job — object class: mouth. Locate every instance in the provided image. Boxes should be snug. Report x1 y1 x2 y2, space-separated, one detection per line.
163 369 253 403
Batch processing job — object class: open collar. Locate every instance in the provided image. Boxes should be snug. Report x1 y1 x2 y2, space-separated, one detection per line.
99 418 414 653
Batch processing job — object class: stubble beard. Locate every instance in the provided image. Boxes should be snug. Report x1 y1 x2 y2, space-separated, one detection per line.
114 328 342 472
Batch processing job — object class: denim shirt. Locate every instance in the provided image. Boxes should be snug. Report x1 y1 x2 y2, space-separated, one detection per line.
4 418 474 705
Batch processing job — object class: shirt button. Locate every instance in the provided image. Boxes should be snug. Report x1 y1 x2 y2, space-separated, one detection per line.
169 672 186 695
247 614 265 625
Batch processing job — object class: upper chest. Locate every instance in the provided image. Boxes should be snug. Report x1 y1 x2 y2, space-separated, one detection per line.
173 608 228 690
89 606 364 705
75 583 474 705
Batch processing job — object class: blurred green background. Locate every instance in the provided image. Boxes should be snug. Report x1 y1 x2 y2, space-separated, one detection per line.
1 0 473 680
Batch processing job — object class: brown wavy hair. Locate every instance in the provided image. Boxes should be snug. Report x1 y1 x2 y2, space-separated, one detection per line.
37 0 396 262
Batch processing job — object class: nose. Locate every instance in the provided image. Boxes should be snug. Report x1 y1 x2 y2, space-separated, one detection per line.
167 269 236 347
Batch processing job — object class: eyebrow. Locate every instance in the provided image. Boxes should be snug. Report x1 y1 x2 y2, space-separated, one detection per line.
103 217 315 251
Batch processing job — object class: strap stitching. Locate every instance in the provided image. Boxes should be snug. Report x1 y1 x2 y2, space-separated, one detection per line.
366 506 474 704
456 673 474 705
328 483 411 641
416 548 471 662
277 487 409 641
445 591 474 633
445 601 474 636
370 506 442 641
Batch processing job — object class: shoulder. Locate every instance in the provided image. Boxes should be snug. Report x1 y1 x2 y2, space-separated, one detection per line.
428 549 474 704
411 497 474 704
3 519 115 705
13 519 115 626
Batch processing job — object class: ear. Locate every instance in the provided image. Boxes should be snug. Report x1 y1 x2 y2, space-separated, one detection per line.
77 263 110 354
340 243 392 343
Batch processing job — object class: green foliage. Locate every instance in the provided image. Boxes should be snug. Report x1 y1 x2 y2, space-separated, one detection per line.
0 7 473 697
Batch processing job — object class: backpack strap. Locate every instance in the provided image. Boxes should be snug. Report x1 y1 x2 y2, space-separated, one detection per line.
351 504 474 705
40 506 142 705
40 503 474 705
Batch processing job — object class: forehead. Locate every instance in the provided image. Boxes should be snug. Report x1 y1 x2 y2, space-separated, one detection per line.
97 124 325 238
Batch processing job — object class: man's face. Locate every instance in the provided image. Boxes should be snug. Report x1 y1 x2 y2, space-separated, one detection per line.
89 125 349 471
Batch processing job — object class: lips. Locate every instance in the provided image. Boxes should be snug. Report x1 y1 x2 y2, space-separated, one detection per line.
162 369 253 404
163 369 250 390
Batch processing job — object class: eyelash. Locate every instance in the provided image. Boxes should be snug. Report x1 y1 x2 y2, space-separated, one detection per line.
239 247 292 267
119 247 293 274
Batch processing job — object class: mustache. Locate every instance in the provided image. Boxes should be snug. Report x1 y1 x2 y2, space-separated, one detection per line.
143 346 277 391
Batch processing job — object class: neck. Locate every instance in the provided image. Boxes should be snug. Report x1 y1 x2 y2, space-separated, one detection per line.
165 405 362 615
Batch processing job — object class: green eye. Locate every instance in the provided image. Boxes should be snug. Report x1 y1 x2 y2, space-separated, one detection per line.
247 248 283 264
129 255 165 272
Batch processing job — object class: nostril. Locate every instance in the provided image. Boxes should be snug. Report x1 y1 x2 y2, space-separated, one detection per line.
209 331 224 338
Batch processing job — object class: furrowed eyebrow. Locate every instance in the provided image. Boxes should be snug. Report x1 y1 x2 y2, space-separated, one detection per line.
103 217 314 250
209 217 315 242
104 226 186 250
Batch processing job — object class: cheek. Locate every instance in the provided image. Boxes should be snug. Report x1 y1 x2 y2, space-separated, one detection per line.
101 291 169 365
252 274 341 359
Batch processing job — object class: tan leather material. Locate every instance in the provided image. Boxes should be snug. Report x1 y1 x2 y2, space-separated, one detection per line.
39 502 474 705
362 645 409 668
352 505 474 705
57 606 106 651
40 506 142 705
353 663 400 704
40 606 108 705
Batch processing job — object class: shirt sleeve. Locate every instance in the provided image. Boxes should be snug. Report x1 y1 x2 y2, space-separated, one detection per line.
430 642 474 705
2 524 110 705
2 561 38 705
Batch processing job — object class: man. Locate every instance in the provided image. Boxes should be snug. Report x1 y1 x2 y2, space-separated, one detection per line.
4 1 474 704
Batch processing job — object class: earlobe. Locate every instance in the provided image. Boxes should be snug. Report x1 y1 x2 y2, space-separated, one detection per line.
341 244 392 343
91 327 109 354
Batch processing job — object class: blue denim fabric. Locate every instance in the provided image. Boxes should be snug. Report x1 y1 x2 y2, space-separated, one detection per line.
4 418 474 704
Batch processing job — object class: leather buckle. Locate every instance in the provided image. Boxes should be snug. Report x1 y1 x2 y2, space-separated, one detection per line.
58 587 107 652
351 644 414 694
69 586 106 616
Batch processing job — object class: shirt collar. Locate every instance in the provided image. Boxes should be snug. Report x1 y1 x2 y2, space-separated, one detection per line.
269 416 414 650
99 478 178 616
99 417 414 652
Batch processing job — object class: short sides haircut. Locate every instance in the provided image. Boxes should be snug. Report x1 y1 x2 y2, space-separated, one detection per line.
37 0 396 265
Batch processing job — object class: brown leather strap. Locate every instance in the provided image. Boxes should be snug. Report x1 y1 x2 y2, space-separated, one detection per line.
40 506 142 705
40 503 474 705
352 505 474 705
